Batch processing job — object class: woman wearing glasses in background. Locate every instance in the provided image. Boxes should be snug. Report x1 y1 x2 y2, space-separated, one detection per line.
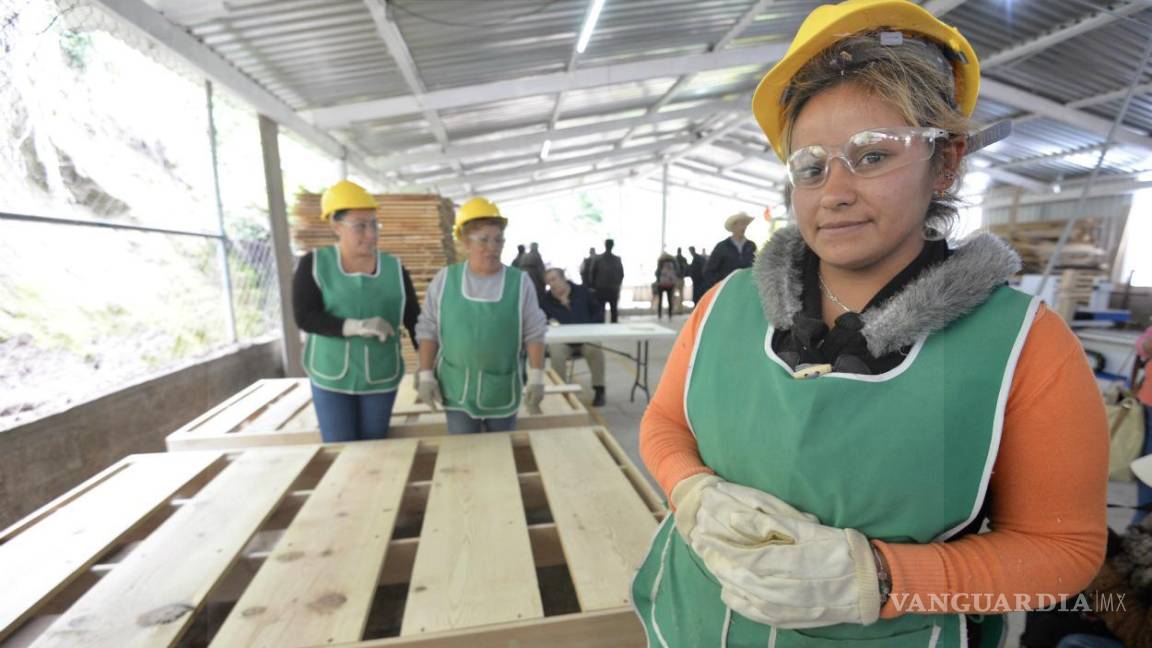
633 1 1108 646
414 197 548 434
292 180 421 442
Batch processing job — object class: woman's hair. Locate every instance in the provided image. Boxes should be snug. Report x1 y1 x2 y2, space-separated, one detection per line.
461 217 506 238
780 31 974 236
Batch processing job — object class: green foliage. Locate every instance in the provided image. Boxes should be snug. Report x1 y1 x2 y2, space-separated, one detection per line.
58 30 91 71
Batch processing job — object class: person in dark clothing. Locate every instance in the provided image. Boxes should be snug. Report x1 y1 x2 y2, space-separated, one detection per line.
511 244 526 269
590 238 625 323
580 247 597 286
542 268 607 406
674 247 689 315
292 180 421 443
519 242 547 302
687 246 707 305
654 253 679 320
704 212 756 290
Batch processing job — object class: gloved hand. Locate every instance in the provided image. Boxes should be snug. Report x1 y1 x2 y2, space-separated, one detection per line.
523 368 545 415
691 498 880 629
342 317 395 342
415 370 442 409
671 474 816 546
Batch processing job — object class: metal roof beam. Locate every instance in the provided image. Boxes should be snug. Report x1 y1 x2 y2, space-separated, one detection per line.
89 0 371 172
371 98 742 170
616 0 771 148
979 78 1152 152
982 2 1150 68
365 1 455 161
422 136 693 189
306 42 790 127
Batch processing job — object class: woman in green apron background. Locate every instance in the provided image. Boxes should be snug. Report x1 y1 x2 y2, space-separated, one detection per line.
292 180 420 442
414 197 548 434
632 1 1109 646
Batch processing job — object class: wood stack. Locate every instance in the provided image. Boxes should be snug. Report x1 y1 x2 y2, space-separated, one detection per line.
291 192 457 368
988 219 1107 273
1054 269 1101 322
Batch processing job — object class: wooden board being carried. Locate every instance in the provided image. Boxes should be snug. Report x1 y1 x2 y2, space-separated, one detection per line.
1 428 664 648
165 370 591 452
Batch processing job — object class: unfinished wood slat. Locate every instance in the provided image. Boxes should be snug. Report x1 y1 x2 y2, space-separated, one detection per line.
187 380 295 438
211 440 419 647
401 435 542 636
343 608 644 647
0 452 222 642
244 381 313 432
529 428 659 611
29 447 317 648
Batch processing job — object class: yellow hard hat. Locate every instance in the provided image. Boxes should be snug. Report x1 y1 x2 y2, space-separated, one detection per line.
320 180 377 220
454 197 506 240
751 0 980 162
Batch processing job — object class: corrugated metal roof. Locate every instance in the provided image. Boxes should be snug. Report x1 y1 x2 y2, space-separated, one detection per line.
132 0 1152 202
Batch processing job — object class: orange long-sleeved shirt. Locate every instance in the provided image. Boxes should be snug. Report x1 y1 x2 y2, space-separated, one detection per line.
641 286 1108 618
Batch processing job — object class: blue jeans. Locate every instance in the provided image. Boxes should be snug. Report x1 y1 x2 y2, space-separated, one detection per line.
310 384 398 442
1055 634 1125 648
1135 404 1152 524
444 410 518 434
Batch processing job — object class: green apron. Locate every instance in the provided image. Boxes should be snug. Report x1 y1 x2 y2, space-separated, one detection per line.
303 246 405 394
632 269 1038 647
436 263 524 418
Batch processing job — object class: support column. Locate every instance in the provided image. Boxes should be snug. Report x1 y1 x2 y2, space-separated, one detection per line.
259 115 304 376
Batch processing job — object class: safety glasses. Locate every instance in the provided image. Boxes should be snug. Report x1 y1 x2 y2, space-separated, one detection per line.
787 127 949 189
339 219 378 235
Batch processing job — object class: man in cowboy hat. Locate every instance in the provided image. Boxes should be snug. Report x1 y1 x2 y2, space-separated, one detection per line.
703 211 756 293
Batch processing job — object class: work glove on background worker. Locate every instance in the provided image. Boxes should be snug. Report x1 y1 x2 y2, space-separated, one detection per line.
342 317 395 342
671 473 881 629
523 368 545 414
416 370 442 409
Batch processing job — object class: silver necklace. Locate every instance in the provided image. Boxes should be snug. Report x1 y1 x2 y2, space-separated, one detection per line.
818 274 856 313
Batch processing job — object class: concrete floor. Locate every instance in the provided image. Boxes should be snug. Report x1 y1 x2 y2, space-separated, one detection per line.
564 311 1137 648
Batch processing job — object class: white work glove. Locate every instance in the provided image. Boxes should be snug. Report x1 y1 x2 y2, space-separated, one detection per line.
342 317 395 342
688 484 881 629
523 368 546 415
415 370 442 409
671 473 816 546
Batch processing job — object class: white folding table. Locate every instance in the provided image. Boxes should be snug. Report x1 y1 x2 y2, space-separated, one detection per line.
545 322 678 402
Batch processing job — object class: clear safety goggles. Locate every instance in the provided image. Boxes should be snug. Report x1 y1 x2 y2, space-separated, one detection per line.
339 219 378 235
787 127 948 189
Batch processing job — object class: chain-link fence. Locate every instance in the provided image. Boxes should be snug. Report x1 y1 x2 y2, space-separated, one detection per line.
0 0 336 429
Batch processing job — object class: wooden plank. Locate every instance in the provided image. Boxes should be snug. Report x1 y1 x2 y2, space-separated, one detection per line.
30 447 317 648
186 381 295 438
245 380 313 432
339 608 644 647
401 435 542 635
211 440 419 647
529 428 658 611
0 452 222 642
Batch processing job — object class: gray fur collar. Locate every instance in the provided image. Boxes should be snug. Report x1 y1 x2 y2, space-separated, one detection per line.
753 226 1022 357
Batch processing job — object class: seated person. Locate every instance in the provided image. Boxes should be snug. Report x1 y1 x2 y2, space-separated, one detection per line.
542 268 607 407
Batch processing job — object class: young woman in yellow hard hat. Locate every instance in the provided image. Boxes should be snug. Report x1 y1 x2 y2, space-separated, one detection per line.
292 180 421 442
632 1 1108 646
413 197 548 433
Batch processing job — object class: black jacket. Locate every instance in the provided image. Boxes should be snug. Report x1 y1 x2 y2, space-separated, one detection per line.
705 237 756 286
590 252 624 292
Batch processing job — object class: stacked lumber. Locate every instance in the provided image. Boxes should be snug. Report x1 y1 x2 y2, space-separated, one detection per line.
291 192 457 368
1053 269 1103 322
988 219 1107 273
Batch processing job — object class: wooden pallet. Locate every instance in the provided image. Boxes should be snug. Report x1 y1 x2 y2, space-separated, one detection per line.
1 428 663 647
165 370 593 451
